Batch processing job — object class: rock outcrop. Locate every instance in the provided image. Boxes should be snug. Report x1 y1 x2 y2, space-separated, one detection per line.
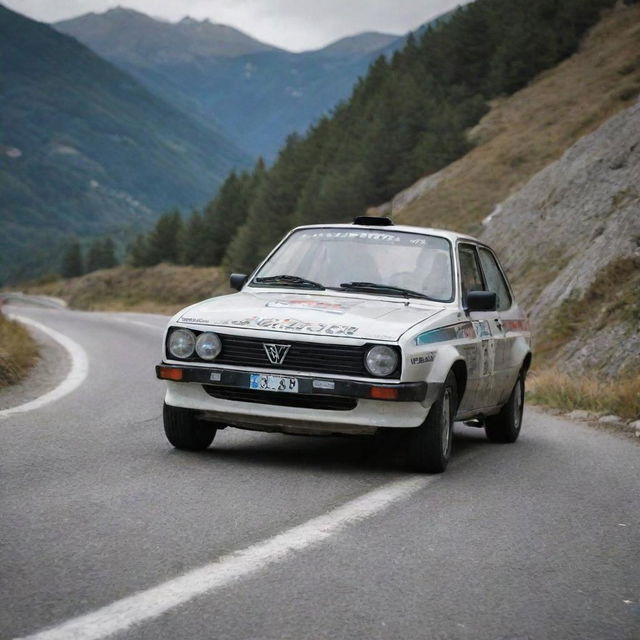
481 98 640 374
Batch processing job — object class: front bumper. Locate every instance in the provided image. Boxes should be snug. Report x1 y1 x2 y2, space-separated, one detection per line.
156 364 430 431
156 364 426 402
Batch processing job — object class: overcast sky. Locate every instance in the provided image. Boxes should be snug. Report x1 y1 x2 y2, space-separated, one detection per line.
5 0 473 51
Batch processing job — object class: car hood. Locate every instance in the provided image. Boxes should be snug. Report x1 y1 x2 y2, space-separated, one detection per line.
176 290 446 341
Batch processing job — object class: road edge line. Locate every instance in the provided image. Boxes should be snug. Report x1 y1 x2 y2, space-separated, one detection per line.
14 474 439 640
0 315 89 419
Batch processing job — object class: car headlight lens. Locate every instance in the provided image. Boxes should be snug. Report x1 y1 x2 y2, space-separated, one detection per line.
195 332 222 361
168 329 196 359
365 345 399 377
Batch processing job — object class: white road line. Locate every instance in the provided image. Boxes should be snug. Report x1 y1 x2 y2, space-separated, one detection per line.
115 318 165 331
15 474 440 640
102 315 165 331
0 315 89 419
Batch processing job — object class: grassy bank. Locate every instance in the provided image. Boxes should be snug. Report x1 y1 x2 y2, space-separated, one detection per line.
21 264 229 314
0 310 39 388
395 2 640 233
527 369 640 421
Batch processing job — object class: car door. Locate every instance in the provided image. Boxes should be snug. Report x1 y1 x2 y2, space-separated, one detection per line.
458 243 505 410
477 246 520 405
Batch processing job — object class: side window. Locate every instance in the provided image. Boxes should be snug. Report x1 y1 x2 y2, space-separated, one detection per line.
478 248 512 311
458 244 484 302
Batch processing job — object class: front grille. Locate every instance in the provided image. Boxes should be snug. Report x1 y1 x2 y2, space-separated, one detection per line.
203 385 357 411
216 335 373 377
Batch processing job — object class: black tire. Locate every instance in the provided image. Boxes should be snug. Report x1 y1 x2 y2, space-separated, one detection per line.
406 371 457 474
163 403 217 451
485 373 524 443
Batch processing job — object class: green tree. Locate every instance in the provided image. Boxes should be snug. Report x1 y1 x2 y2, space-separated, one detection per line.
128 233 151 268
86 237 117 272
145 210 184 265
61 239 84 278
181 211 207 265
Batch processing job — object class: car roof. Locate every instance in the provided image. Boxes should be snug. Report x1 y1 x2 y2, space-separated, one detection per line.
292 222 480 245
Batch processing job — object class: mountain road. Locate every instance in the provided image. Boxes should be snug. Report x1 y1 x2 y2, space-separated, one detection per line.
1 301 638 640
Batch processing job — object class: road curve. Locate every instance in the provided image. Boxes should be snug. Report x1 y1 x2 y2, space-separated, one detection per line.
1 302 638 640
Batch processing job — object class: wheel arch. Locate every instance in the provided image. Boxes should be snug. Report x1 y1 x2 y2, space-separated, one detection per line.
450 359 467 404
522 352 532 376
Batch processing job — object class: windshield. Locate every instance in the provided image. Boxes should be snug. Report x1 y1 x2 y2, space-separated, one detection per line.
251 228 454 302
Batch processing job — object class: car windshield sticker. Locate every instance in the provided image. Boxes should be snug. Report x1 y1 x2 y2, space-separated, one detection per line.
215 316 359 336
265 298 359 315
297 230 443 248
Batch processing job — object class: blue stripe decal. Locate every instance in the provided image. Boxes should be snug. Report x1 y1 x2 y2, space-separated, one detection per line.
415 322 475 346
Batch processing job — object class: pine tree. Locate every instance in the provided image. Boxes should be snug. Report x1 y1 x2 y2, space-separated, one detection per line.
181 211 207 265
128 234 151 268
61 239 84 278
145 211 184 265
86 237 118 273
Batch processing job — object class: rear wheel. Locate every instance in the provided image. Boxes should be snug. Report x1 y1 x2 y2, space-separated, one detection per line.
485 373 524 443
163 403 217 451
406 371 457 473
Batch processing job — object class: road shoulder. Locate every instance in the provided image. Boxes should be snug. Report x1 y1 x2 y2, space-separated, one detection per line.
0 316 70 411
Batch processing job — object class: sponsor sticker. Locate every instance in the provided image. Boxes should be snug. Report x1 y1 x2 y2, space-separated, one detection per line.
502 319 529 333
215 316 359 336
415 322 474 345
265 298 357 315
472 320 492 339
179 317 210 325
313 380 335 390
410 352 435 366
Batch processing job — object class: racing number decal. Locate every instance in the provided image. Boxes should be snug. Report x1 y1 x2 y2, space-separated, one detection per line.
481 339 496 377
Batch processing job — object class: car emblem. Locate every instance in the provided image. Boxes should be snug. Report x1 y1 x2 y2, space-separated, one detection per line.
263 343 291 365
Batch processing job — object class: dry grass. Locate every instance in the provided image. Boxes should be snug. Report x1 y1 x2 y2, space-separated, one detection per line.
528 369 640 421
0 309 39 388
394 2 640 234
22 264 230 314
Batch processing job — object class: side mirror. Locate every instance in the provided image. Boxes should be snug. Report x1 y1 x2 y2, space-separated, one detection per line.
229 273 248 291
466 290 497 312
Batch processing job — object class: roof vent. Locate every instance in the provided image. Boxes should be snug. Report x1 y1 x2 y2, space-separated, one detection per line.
352 216 394 226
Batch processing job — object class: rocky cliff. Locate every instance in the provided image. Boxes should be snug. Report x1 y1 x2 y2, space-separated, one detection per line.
482 98 640 375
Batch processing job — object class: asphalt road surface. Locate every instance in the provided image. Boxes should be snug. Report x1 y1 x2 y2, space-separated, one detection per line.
1 301 638 640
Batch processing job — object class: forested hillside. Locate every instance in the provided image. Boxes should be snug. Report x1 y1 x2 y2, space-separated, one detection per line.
0 5 248 284
129 0 618 274
56 8 401 160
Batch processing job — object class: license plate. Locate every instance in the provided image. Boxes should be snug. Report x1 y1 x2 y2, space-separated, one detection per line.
250 374 299 393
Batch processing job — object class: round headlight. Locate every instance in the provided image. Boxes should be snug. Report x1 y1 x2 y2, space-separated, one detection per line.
168 329 195 359
365 345 399 377
195 332 222 361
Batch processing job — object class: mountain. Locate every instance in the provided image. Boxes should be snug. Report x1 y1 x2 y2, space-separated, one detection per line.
55 9 402 159
122 0 623 280
55 8 278 66
310 32 400 57
385 1 640 375
0 5 249 283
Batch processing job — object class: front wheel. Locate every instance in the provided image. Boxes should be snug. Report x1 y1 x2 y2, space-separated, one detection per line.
406 371 457 474
163 403 217 451
485 373 524 443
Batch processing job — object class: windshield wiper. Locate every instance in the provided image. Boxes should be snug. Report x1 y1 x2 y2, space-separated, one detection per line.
254 274 325 290
339 281 436 301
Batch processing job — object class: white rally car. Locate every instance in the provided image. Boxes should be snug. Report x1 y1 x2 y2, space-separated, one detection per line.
156 217 531 473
